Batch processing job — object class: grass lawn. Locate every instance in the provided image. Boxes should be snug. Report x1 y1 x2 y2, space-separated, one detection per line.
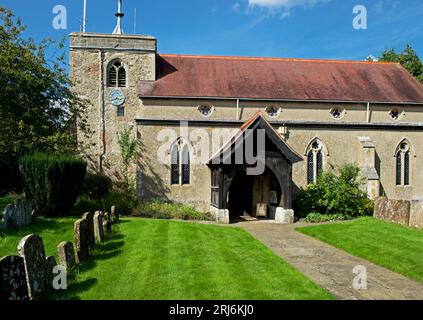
0 217 76 258
57 218 332 300
297 217 423 283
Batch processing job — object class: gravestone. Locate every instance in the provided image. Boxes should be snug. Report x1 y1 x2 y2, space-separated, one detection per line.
111 205 119 223
1 204 14 229
57 241 76 270
0 255 29 300
93 211 104 243
82 212 95 247
74 219 89 262
1 200 32 230
45 256 57 291
104 212 112 233
17 234 48 299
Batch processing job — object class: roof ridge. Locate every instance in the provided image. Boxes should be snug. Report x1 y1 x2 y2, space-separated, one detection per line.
159 53 399 65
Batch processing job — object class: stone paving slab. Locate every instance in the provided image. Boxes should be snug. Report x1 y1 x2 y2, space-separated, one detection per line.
235 221 423 300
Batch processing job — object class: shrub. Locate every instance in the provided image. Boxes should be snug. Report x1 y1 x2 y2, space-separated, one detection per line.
82 171 112 200
295 164 374 219
304 213 353 223
19 153 87 217
133 200 212 221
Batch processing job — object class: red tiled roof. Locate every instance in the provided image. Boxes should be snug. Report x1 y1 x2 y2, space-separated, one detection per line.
138 54 423 104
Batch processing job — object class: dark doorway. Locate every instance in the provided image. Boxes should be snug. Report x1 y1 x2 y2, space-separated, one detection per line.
228 172 253 218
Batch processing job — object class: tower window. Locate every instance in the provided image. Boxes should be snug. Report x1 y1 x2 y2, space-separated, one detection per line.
117 106 125 117
108 60 126 87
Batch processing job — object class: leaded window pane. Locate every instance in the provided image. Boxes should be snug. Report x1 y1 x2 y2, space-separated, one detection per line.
317 151 323 178
404 151 410 186
171 145 179 185
396 152 402 186
182 145 190 185
307 151 314 184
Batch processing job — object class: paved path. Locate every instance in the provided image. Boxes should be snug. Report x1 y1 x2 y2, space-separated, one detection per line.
235 221 423 300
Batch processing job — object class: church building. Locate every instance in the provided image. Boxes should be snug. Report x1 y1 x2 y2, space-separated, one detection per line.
69 3 423 223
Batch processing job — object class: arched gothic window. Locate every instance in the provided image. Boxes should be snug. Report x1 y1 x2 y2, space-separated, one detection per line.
306 139 325 184
395 140 412 186
108 60 126 87
170 139 190 185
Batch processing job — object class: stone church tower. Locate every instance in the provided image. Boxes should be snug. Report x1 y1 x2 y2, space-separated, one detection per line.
69 6 156 179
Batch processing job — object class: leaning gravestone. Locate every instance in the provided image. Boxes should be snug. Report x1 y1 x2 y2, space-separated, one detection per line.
74 219 89 262
82 212 95 247
0 255 29 300
57 241 76 270
111 205 119 223
45 256 57 291
93 211 104 243
17 234 48 299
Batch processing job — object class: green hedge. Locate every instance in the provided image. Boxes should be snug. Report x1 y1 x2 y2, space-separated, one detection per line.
19 153 87 217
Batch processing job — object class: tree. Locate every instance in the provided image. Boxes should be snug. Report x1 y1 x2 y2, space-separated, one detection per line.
379 44 423 83
0 7 89 192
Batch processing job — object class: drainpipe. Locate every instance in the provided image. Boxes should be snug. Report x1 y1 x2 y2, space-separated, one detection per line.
366 101 371 123
236 98 240 120
99 49 106 171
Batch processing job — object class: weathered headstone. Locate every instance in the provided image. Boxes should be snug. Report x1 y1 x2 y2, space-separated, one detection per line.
82 212 95 247
1 199 32 230
45 256 57 291
104 212 112 233
17 234 48 299
57 241 76 270
0 255 29 300
93 211 104 243
1 204 14 230
111 205 119 223
74 219 89 262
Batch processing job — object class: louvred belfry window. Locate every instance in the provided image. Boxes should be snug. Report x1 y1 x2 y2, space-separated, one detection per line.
108 60 126 87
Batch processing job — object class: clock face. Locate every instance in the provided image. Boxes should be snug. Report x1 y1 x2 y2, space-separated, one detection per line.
109 89 125 106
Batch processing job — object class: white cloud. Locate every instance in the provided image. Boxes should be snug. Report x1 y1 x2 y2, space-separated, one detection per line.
248 0 329 10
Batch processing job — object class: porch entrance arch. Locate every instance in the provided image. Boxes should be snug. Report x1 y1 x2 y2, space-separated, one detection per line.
207 112 302 222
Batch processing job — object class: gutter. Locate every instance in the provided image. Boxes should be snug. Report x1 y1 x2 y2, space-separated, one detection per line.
137 95 423 106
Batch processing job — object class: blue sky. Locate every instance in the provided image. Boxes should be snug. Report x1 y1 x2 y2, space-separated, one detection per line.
2 0 422 62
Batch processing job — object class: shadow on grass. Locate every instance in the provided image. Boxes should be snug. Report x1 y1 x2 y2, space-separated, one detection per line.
0 218 76 239
56 229 125 300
